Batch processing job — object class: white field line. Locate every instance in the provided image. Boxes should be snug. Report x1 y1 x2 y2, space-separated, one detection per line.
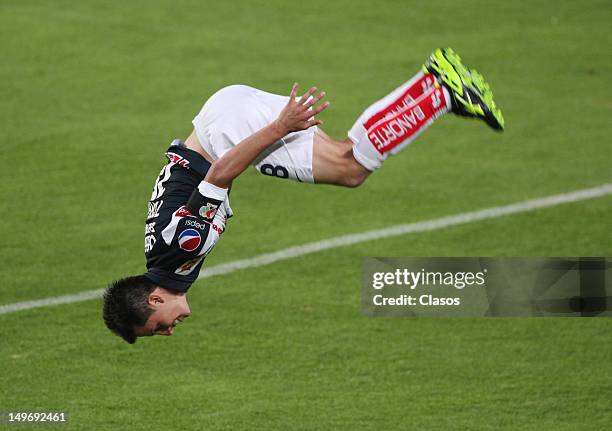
1 183 611 315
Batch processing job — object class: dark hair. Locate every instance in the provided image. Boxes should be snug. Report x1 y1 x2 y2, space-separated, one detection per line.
103 275 157 344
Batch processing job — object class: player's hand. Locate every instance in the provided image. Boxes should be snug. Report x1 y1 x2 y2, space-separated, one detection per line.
273 83 329 135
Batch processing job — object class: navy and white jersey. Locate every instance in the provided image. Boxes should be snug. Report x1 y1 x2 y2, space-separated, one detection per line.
143 140 231 292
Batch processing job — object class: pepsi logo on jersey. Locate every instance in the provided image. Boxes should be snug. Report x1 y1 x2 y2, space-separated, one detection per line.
177 229 201 252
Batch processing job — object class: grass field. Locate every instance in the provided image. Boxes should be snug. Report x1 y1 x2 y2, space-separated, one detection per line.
1 0 611 429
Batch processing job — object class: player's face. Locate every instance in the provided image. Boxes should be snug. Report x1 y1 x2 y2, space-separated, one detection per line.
134 289 191 338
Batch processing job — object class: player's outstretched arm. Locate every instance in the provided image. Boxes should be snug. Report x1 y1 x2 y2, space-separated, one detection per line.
205 83 329 188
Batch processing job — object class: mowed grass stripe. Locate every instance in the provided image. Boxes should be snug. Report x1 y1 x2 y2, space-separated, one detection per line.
1 182 611 315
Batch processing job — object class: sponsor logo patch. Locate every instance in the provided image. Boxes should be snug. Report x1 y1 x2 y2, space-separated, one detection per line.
165 152 190 168
199 202 219 220
365 87 447 155
185 218 207 230
178 229 201 252
175 206 193 218
175 256 204 276
211 223 224 235
363 73 432 130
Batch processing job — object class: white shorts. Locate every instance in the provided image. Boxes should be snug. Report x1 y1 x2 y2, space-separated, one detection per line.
192 85 317 183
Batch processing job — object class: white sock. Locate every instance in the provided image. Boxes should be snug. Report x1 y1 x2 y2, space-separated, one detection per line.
348 72 451 171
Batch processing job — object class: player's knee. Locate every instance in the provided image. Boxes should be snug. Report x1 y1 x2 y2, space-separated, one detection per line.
342 169 368 188
340 147 371 188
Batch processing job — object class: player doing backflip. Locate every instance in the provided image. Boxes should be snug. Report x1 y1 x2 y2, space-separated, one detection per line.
104 48 505 343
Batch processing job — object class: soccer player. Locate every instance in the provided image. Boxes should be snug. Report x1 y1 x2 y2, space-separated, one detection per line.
104 48 504 343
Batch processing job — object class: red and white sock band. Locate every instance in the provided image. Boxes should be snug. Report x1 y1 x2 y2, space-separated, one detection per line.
348 72 451 171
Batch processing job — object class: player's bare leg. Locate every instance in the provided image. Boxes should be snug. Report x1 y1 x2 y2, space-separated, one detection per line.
311 130 370 188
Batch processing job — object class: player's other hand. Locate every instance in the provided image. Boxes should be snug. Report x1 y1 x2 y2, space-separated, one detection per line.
274 83 329 135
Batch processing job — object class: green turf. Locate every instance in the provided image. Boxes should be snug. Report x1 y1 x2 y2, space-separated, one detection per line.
1 0 611 429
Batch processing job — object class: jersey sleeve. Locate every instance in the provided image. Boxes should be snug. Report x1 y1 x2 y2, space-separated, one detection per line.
185 181 232 224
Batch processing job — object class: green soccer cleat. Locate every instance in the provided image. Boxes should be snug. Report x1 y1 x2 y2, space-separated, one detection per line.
423 47 505 131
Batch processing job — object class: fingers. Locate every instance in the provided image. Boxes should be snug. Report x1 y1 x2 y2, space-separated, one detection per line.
310 100 330 116
300 89 329 127
302 99 330 129
300 98 329 121
282 82 330 132
304 90 326 109
292 83 327 109
298 87 328 115
297 86 317 105
289 82 299 100
304 118 323 128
